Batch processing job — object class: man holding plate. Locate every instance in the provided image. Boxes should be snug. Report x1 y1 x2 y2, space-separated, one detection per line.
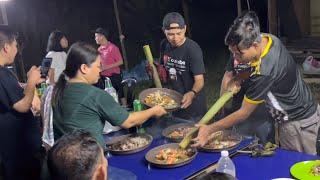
149 12 207 121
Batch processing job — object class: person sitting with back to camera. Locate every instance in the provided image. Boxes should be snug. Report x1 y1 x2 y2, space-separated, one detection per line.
47 130 108 180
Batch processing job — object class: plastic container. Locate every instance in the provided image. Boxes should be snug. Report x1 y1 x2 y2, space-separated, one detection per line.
104 77 119 103
216 150 236 177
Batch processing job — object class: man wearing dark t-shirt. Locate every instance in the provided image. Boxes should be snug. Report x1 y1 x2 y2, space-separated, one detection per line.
220 55 274 143
0 27 43 179
156 12 207 120
193 11 320 155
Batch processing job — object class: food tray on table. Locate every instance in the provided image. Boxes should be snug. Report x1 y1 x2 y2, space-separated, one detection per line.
199 130 242 152
290 160 320 179
139 88 183 111
162 123 195 142
106 133 153 155
145 143 197 168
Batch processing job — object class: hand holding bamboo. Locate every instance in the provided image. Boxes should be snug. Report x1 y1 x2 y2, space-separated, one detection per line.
179 85 240 149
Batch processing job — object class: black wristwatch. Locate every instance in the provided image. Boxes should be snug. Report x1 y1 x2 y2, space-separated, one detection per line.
190 89 197 96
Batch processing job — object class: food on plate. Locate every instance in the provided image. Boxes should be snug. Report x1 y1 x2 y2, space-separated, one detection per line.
311 162 320 176
168 127 193 139
108 136 149 151
203 131 240 150
144 90 178 108
204 139 239 149
155 148 192 164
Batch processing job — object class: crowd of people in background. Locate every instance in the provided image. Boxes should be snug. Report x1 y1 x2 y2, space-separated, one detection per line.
0 10 319 179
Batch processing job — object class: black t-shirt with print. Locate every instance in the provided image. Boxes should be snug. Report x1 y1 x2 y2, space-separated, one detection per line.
227 34 317 122
160 38 207 119
0 66 41 153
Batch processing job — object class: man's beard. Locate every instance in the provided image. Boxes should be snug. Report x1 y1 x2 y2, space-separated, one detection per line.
245 54 260 63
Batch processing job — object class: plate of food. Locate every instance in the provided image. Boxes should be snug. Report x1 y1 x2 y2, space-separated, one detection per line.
139 88 183 111
200 130 242 152
145 143 197 168
106 133 153 155
162 123 194 142
290 160 320 180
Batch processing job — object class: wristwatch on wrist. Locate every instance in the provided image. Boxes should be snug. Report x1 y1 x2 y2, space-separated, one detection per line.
190 89 197 96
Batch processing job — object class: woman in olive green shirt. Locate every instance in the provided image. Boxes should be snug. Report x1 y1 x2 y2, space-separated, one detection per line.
51 42 167 147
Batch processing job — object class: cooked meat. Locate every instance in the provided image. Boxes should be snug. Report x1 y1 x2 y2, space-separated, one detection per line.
168 127 193 138
204 139 239 149
145 91 178 108
203 131 240 150
155 148 192 164
110 136 149 151
311 163 320 176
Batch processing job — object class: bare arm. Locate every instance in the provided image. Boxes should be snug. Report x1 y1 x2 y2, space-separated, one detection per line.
13 66 44 113
208 100 258 133
48 68 55 84
121 105 166 128
220 71 233 96
181 74 204 108
192 99 258 147
31 91 41 115
192 74 204 93
13 81 36 112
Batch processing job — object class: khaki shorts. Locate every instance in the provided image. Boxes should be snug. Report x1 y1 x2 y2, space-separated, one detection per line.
279 105 320 155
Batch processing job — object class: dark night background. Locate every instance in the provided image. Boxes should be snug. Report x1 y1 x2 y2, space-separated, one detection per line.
4 0 311 104
5 0 272 70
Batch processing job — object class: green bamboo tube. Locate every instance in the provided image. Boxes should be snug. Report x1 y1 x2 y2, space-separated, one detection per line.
143 45 162 88
179 91 235 149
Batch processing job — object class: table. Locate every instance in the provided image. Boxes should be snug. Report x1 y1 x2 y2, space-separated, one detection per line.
105 116 253 180
107 137 253 180
105 116 320 180
233 149 319 180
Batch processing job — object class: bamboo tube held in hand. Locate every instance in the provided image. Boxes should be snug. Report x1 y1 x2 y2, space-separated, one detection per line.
143 45 162 88
179 85 240 149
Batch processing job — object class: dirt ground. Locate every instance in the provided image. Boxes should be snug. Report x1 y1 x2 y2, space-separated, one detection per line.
309 83 320 103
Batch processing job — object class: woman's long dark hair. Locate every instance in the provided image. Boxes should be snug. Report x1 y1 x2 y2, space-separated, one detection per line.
46 30 67 52
52 42 99 111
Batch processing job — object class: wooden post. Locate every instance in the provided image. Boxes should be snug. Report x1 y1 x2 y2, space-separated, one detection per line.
15 52 27 82
268 0 278 36
246 0 251 11
0 2 8 25
292 0 310 36
182 0 192 37
237 0 242 16
113 0 129 70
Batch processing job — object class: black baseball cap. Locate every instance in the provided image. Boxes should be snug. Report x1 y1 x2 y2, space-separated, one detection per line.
94 27 109 38
162 12 186 30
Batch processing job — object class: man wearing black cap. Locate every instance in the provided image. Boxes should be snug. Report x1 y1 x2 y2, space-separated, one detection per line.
94 27 127 106
156 12 207 121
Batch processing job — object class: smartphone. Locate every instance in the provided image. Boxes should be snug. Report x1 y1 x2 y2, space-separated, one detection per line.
40 57 52 78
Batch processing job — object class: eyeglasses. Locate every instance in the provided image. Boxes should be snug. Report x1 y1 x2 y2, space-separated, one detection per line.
229 46 246 58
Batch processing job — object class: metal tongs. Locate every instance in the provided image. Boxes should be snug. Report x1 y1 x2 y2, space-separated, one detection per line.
237 142 278 157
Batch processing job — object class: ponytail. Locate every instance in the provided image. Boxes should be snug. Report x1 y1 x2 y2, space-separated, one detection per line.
51 42 99 112
52 72 68 112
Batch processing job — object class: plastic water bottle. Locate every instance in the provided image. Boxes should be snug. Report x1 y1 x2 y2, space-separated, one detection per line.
216 150 236 177
104 77 119 103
